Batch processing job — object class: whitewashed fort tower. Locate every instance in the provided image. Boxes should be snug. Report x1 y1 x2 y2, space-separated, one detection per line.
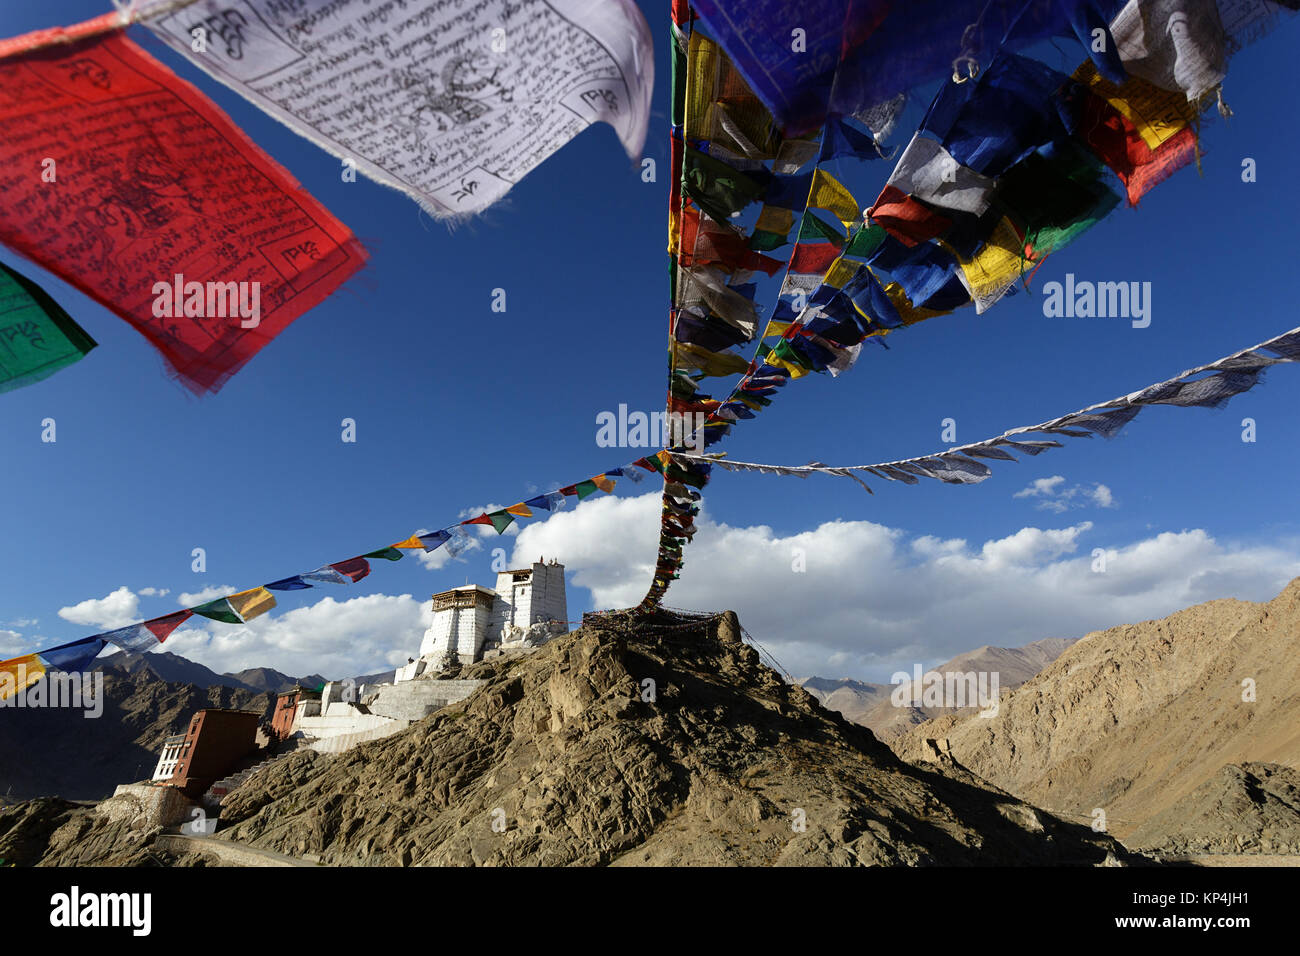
402 559 568 674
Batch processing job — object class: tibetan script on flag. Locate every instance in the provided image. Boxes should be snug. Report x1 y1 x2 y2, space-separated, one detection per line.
0 23 366 394
136 0 653 217
0 260 96 394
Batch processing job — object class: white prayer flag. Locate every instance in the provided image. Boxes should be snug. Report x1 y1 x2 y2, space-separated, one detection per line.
132 0 653 218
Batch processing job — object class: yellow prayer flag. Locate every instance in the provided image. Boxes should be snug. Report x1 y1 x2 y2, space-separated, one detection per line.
883 282 951 326
593 475 616 493
685 33 722 142
0 654 44 701
1073 62 1195 151
769 355 810 378
675 341 751 377
947 217 1027 313
755 205 795 236
824 257 860 289
227 587 277 623
763 319 793 338
392 535 425 549
505 503 533 517
810 169 860 226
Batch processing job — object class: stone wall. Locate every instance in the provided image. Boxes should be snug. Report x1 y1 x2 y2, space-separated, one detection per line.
368 679 485 721
304 721 410 754
296 712 397 738
103 783 196 829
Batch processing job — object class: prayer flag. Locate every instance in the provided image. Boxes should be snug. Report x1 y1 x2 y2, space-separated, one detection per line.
0 261 96 394
135 0 654 218
0 21 366 394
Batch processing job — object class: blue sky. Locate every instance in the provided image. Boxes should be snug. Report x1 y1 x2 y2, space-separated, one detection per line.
3 1 1300 683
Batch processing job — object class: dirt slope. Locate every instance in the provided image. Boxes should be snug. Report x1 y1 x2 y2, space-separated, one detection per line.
803 637 1076 740
894 580 1300 839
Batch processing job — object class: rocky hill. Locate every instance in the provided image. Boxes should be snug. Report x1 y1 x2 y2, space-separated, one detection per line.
802 637 1076 740
1127 762 1300 857
141 610 1136 867
894 580 1300 841
0 670 272 801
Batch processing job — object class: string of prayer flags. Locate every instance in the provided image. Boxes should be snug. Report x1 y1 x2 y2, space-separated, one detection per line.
639 0 1297 609
0 261 97 394
1 453 645 698
0 17 367 395
678 323 1300 492
133 0 653 219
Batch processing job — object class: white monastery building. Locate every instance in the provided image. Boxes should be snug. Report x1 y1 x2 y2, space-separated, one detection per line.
271 560 569 754
397 558 568 678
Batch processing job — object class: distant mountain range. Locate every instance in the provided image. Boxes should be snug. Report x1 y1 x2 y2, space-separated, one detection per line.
93 650 328 695
894 578 1300 847
799 637 1077 739
0 651 365 801
0 670 271 802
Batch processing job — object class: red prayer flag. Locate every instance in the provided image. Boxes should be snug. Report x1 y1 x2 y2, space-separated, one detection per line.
788 242 842 276
1078 93 1197 207
144 609 192 642
329 557 371 583
0 21 366 394
462 514 494 526
679 207 784 276
867 185 953 247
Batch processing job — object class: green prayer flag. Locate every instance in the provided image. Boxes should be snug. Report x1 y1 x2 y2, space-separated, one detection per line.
771 339 813 370
488 510 515 534
363 547 404 562
0 261 97 394
749 229 788 252
683 146 766 223
797 211 846 247
575 480 599 500
191 597 242 624
670 26 687 128
996 144 1120 257
844 223 887 260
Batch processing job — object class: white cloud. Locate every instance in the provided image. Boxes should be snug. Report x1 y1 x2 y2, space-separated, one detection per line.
1014 475 1117 513
57 586 140 630
1088 484 1115 509
1014 476 1067 498
177 585 237 606
163 593 431 679
510 492 1300 683
0 629 26 658
138 587 170 597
